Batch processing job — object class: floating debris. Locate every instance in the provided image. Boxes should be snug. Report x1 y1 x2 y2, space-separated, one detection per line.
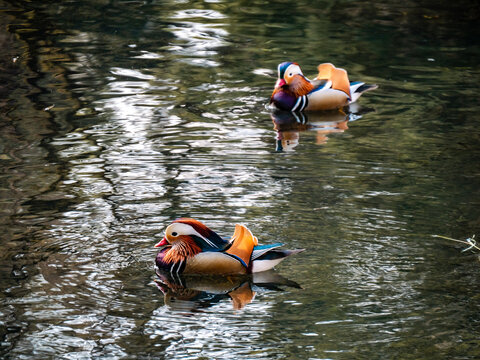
433 234 479 252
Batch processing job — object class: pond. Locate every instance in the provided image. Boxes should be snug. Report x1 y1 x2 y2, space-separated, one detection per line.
1 0 480 358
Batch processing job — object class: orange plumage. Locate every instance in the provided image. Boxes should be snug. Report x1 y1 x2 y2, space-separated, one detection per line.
163 235 201 264
288 75 315 97
316 63 351 98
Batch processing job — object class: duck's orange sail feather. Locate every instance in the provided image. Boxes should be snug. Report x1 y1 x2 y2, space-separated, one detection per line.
225 224 258 268
317 63 351 98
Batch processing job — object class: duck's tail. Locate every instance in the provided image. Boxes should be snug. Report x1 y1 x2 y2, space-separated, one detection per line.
251 248 305 273
349 82 378 103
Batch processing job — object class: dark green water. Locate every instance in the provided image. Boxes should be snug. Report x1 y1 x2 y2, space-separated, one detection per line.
1 0 480 358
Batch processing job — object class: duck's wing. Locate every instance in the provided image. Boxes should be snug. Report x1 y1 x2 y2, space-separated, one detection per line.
251 243 284 260
309 78 329 91
225 224 258 268
316 63 351 99
185 252 247 274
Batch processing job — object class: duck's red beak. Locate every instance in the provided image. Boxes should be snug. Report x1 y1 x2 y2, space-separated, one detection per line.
154 237 169 248
275 78 286 88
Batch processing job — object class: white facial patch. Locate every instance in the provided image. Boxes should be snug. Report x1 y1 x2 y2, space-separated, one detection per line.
286 64 303 76
167 223 218 248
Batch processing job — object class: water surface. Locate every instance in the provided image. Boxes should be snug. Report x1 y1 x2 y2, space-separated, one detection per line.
1 0 480 359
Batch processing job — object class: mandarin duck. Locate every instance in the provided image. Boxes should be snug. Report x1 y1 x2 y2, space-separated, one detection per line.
154 218 304 276
270 62 378 111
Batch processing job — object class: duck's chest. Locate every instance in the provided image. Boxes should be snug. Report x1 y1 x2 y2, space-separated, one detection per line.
155 249 185 273
271 90 297 111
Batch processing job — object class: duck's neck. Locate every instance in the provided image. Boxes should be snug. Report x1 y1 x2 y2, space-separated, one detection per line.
163 238 201 264
290 76 314 97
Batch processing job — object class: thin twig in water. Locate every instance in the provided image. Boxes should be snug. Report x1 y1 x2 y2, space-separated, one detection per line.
432 234 480 252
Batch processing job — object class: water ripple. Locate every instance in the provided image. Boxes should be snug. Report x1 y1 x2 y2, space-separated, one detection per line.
2 0 480 359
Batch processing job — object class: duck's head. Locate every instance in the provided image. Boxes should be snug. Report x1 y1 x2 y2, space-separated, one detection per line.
272 62 313 99
154 218 226 251
274 62 303 88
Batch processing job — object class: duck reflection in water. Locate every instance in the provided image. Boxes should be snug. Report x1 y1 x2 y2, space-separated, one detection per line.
272 108 364 151
155 269 301 311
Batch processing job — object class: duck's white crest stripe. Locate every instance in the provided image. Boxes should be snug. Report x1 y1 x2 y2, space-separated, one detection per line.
174 223 219 248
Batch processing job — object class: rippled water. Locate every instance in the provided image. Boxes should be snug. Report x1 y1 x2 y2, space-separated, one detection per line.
1 0 480 358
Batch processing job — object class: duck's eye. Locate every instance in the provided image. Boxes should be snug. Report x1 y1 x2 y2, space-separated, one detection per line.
172 232 178 237
289 72 293 77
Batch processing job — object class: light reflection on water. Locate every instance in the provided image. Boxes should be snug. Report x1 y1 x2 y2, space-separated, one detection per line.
1 0 480 359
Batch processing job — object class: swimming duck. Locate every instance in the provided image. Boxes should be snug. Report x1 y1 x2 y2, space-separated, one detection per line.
270 62 378 111
154 218 304 275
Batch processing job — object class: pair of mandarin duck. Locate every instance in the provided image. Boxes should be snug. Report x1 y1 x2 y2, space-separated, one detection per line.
155 62 377 276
